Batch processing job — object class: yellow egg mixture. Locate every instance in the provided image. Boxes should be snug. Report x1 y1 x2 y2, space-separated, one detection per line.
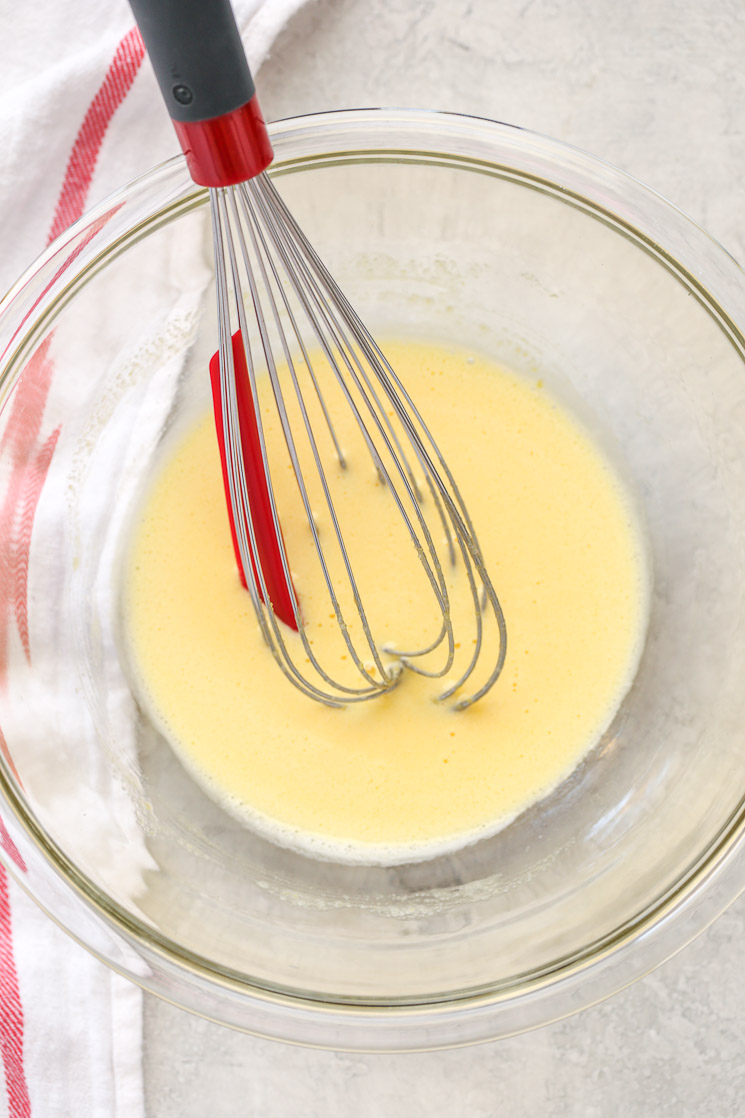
125 340 648 863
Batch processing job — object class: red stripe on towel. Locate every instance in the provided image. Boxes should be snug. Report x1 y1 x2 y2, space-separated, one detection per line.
0 339 54 461
0 868 31 1117
0 27 145 671
0 727 21 792
0 27 147 1116
48 27 145 242
13 428 62 662
0 812 26 874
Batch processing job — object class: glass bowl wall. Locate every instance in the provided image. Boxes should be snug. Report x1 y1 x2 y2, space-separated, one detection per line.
1 110 745 1049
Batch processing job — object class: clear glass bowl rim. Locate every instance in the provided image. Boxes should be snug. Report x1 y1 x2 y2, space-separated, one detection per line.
1 107 745 1050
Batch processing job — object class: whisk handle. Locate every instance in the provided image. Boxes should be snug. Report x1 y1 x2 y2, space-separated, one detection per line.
128 0 273 186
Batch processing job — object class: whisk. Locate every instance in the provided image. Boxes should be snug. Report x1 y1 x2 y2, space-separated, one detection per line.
128 0 507 709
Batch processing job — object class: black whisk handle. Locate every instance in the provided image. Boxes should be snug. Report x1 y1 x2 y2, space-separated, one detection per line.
127 0 272 187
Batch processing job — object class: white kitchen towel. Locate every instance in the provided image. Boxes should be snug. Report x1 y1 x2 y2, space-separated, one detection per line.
0 2 309 1115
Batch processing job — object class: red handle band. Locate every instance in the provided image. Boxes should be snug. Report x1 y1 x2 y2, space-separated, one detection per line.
173 95 273 187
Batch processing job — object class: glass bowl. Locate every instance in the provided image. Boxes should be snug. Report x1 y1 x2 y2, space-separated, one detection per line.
2 109 745 1051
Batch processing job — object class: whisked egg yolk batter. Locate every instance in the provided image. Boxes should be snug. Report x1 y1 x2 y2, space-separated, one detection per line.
125 340 648 863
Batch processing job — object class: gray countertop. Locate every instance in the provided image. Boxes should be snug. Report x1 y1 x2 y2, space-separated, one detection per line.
144 1 745 1113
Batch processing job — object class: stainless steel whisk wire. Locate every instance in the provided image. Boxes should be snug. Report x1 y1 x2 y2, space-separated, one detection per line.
211 172 508 709
126 0 507 709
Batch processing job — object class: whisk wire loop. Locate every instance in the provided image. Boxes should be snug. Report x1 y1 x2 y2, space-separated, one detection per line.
210 172 508 710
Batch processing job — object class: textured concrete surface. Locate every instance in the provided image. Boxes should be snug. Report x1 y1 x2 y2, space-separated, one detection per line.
144 0 745 1113
144 901 745 1115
